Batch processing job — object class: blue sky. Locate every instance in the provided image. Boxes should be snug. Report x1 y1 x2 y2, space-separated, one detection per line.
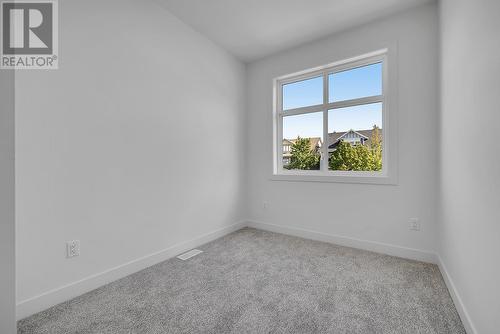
282 63 382 139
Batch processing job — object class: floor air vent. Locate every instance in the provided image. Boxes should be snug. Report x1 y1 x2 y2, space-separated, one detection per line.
177 249 203 260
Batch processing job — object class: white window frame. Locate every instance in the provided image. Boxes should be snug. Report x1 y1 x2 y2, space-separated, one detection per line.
272 48 398 185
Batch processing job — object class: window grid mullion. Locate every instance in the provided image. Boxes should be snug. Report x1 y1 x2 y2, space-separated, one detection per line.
280 95 383 116
327 95 383 110
322 71 328 173
279 104 324 116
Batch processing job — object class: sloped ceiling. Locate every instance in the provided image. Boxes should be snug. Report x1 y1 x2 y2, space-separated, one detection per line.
156 0 432 62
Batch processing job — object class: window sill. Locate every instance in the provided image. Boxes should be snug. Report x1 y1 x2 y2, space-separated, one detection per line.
270 173 397 185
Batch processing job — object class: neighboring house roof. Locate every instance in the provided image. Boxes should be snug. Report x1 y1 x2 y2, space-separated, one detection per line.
336 130 369 141
283 137 322 151
282 129 381 157
282 137 322 158
308 137 322 150
328 128 382 149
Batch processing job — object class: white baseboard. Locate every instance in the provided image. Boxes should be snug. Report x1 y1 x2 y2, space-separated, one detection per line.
16 221 246 320
437 256 477 334
247 220 437 264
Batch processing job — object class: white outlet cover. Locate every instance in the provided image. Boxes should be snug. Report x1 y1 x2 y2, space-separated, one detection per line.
66 240 80 258
409 218 420 231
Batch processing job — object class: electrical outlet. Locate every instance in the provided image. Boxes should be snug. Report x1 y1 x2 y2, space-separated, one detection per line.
409 218 420 231
263 201 269 210
66 240 80 258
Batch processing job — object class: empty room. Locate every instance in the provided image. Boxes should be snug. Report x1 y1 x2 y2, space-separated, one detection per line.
1 0 499 333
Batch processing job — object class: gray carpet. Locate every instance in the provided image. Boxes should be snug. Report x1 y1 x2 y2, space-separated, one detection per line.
18 228 465 333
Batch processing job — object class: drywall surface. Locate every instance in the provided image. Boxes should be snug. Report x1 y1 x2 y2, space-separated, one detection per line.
15 0 245 313
157 0 433 62
0 70 16 332
246 3 439 254
439 0 500 333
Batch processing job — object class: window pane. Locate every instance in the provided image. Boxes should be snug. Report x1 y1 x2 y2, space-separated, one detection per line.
329 62 382 102
328 103 382 171
282 112 323 170
282 76 322 110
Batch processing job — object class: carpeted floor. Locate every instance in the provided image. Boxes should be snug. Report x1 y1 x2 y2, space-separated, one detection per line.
18 228 465 333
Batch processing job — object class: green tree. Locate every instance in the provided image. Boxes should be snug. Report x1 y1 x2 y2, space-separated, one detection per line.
328 125 382 171
329 141 364 171
370 125 382 171
286 137 320 170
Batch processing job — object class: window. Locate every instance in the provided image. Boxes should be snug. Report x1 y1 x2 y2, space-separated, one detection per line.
273 49 396 183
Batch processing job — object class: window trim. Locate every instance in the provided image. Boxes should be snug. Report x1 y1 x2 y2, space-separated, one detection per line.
272 48 398 185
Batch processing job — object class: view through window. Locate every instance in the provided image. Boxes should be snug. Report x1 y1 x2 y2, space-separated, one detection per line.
276 53 386 176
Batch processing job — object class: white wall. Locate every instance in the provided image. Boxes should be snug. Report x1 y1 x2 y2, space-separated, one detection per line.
246 3 439 257
0 70 16 332
15 0 245 316
439 1 500 333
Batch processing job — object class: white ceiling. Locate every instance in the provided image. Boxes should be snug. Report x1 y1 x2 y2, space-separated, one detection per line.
156 0 432 62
